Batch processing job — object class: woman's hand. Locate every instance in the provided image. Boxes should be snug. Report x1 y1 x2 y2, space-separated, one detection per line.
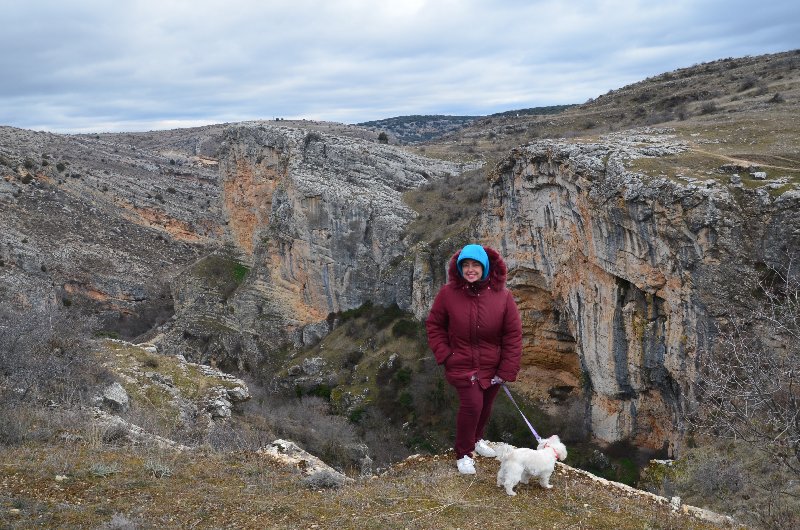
490 375 504 385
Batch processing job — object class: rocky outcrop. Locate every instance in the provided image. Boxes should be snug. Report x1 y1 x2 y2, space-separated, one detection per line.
96 339 251 444
257 439 353 488
478 128 800 454
96 382 130 412
161 124 473 368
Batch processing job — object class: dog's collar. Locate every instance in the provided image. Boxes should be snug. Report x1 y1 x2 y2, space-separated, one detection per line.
542 443 559 460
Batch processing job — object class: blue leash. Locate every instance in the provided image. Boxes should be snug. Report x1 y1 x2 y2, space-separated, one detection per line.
501 383 542 442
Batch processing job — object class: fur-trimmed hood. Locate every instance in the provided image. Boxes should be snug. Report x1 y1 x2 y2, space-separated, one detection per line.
447 246 508 291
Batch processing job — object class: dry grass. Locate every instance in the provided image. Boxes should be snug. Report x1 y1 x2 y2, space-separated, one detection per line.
402 166 488 248
641 439 800 530
416 49 800 182
0 443 728 529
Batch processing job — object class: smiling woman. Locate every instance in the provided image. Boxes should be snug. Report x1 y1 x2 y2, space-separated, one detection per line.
426 244 522 475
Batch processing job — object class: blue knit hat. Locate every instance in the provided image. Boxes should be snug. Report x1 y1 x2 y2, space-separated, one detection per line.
457 244 489 281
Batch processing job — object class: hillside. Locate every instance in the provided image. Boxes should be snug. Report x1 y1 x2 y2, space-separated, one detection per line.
0 340 730 529
357 105 574 144
414 49 800 168
2 49 800 528
1 444 728 529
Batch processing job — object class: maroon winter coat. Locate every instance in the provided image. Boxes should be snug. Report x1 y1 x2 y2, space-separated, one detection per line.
425 247 522 389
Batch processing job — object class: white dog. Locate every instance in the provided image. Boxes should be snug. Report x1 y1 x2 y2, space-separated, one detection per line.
495 435 568 496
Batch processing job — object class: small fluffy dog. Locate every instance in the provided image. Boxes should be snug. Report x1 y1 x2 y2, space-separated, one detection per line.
494 435 568 496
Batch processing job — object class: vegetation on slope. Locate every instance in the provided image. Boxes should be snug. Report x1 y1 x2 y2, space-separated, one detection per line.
0 443 724 529
1 313 724 528
413 49 800 182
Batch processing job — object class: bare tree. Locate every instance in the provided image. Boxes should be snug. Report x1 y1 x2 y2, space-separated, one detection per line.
0 303 106 408
691 258 800 475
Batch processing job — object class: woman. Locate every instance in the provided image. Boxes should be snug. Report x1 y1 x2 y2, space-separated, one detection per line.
426 244 522 474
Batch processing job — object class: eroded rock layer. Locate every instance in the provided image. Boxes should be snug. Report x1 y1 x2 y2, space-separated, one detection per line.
479 130 800 453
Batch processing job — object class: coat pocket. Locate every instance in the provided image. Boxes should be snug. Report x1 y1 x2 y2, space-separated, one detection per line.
444 351 476 388
445 370 477 388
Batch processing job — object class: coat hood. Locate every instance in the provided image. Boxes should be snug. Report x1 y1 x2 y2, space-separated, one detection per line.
447 246 508 290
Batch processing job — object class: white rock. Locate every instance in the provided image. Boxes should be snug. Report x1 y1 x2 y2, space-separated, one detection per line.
100 382 130 412
258 439 352 489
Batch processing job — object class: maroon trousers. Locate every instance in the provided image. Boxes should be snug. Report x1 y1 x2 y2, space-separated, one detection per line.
454 382 501 459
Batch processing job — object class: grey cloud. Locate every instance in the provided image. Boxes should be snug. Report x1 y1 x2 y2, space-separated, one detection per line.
1 0 798 132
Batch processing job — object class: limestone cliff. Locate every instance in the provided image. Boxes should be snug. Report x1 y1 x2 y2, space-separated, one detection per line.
477 128 800 454
159 124 473 369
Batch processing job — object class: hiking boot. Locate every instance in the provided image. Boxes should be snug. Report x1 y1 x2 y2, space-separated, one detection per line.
457 455 476 474
475 439 497 458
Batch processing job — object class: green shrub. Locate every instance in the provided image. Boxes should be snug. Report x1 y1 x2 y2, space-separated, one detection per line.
232 263 249 284
373 304 404 329
348 407 366 423
94 330 120 339
397 391 413 409
337 301 374 321
394 367 412 385
194 254 249 299
700 101 717 114
392 318 420 339
307 383 333 400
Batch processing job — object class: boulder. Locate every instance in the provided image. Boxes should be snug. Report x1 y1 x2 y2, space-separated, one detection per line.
258 439 352 489
302 357 325 375
98 382 130 412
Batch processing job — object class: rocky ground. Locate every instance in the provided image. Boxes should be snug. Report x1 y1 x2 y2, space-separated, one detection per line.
0 443 732 529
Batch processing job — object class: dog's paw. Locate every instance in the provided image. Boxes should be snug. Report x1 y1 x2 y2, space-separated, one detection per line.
543 484 553 489
505 490 517 496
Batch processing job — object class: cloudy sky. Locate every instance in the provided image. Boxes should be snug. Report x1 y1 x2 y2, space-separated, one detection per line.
1 0 798 133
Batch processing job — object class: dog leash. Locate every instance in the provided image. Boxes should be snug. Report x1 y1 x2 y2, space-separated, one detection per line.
501 383 542 442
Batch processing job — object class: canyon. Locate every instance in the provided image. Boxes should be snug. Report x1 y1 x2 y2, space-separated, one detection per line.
2 51 799 461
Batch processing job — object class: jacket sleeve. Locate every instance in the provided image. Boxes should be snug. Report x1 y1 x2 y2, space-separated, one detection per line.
425 288 452 365
496 290 522 382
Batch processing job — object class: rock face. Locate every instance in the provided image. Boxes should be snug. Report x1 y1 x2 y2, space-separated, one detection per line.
160 124 471 369
478 129 800 453
0 125 219 336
